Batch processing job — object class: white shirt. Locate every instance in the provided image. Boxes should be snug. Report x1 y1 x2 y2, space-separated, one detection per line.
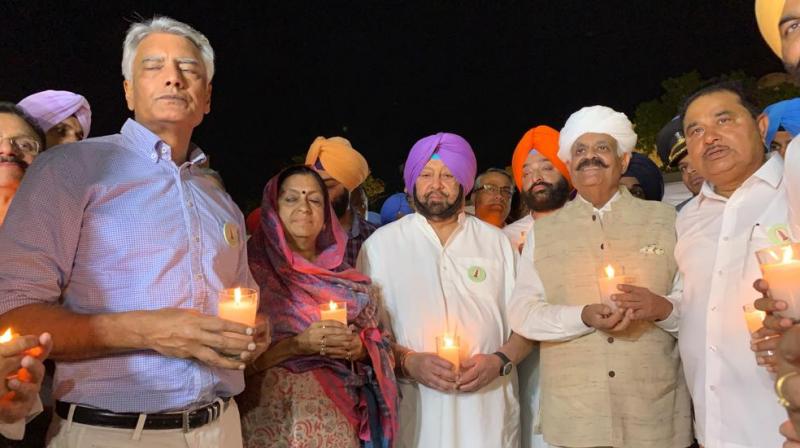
503 214 535 253
509 192 681 343
357 212 519 448
675 148 800 448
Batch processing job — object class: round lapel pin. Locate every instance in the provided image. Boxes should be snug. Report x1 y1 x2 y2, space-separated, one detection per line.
467 265 486 283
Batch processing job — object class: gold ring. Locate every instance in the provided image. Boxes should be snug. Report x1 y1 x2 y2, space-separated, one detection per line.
320 347 327 356
775 370 800 411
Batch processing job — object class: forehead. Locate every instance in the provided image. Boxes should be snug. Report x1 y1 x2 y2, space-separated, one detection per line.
574 132 616 147
136 32 204 63
684 91 747 122
58 116 82 130
0 113 35 136
281 174 324 193
421 158 452 173
481 171 512 186
524 150 552 166
314 169 336 182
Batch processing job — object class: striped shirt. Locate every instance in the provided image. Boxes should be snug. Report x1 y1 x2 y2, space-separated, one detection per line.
0 119 256 413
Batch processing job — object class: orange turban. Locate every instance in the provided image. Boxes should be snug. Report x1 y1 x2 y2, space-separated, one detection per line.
305 136 370 191
756 0 784 57
511 125 570 190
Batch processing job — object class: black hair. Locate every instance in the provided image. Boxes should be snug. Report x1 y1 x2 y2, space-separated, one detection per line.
679 81 761 130
0 101 46 149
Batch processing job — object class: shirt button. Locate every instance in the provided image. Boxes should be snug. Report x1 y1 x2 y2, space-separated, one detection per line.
187 201 194 208
195 273 203 280
600 243 605 250
711 306 717 311
717 270 723 276
709 345 717 352
150 153 157 160
608 371 615 378
723 236 729 242
709 385 716 391
194 236 201 243
592 215 597 221
607 337 614 343
161 147 169 155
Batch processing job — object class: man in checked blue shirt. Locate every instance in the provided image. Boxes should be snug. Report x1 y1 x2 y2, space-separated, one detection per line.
0 16 268 447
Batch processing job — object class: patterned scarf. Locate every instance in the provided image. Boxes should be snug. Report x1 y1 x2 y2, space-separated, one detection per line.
248 171 398 445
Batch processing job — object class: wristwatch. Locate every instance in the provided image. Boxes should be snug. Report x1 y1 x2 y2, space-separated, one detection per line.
493 351 513 376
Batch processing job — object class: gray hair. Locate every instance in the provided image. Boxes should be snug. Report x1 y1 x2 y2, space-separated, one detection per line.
474 168 516 194
121 16 215 82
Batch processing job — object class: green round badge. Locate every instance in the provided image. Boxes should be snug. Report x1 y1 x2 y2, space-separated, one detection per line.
467 265 487 283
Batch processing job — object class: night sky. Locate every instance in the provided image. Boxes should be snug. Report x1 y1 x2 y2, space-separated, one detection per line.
2 0 784 212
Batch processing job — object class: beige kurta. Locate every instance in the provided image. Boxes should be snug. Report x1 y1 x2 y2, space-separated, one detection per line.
516 188 691 448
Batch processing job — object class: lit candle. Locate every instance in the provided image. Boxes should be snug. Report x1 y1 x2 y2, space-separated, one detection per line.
757 243 800 321
597 265 636 312
742 304 766 334
218 287 258 326
319 301 348 325
436 334 461 372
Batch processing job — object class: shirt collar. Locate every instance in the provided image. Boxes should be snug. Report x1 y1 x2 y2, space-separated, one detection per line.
696 153 783 204
120 118 208 166
576 190 621 216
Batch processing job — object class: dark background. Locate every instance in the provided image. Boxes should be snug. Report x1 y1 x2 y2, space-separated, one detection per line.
1 0 783 212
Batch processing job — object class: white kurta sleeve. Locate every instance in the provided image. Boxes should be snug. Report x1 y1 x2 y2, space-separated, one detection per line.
508 228 592 342
786 137 800 240
654 271 682 336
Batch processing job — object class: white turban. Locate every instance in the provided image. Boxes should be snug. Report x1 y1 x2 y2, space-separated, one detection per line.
557 105 637 162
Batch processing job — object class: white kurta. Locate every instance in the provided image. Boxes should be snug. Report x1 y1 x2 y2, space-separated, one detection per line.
675 148 800 448
357 212 519 448
503 214 535 253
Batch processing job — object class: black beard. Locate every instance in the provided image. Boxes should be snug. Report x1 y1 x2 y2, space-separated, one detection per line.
413 187 464 221
330 190 350 218
522 177 570 212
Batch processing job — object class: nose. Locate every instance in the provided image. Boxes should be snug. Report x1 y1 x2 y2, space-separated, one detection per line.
703 127 721 145
164 63 184 88
0 138 17 156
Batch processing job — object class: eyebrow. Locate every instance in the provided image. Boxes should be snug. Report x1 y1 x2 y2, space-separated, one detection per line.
175 58 200 66
141 56 164 64
780 14 800 28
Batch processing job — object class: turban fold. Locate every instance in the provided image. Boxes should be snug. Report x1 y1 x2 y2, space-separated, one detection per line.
622 152 664 201
763 98 800 148
511 125 570 189
17 90 91 136
756 0 784 57
305 136 369 191
380 192 413 225
403 132 477 195
656 116 687 167
558 106 637 162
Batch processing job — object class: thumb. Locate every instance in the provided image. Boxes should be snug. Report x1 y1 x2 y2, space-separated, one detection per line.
460 356 476 369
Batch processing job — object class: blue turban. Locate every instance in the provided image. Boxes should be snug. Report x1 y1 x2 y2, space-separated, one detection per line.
622 152 664 201
763 98 800 149
380 192 413 225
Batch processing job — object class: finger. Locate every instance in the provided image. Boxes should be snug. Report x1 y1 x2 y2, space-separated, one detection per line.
458 375 484 392
764 314 795 332
460 357 476 369
430 364 458 382
19 356 44 384
430 356 457 371
754 278 770 295
616 284 643 294
753 327 783 341
0 356 24 378
0 336 39 357
426 375 457 392
200 315 254 336
755 296 787 313
611 310 633 332
752 335 782 352
457 366 479 385
203 332 254 355
190 344 245 370
6 377 40 404
318 320 348 329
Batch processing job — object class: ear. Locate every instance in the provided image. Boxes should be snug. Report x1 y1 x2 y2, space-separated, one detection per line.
204 83 213 115
619 152 633 173
123 79 135 112
757 112 769 142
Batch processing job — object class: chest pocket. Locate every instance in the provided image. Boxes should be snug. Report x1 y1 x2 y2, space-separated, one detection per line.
451 256 503 300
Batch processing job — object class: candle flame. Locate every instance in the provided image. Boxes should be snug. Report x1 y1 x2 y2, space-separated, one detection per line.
0 329 13 343
233 287 242 304
443 337 455 348
604 265 615 278
782 245 794 264
329 300 338 311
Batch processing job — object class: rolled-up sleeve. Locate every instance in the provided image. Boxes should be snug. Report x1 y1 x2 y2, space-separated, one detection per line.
508 229 592 342
0 150 86 313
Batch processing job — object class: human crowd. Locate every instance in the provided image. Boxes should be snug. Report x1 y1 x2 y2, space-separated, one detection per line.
2 2 800 448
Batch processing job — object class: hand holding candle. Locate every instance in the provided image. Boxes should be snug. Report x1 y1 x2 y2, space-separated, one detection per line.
757 243 800 322
597 265 636 312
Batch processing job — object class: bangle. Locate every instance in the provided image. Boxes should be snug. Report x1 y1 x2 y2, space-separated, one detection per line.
776 370 800 411
399 350 415 378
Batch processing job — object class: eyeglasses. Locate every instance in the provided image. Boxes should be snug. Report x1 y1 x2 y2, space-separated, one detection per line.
0 136 41 156
476 184 513 198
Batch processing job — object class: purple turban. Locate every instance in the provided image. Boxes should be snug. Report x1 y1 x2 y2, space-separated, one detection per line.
403 132 477 195
18 90 91 137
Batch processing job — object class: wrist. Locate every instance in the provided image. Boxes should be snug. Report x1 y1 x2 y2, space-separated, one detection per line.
97 311 144 351
656 299 673 321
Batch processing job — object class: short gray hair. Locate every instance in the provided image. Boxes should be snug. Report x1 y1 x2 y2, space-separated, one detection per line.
474 168 516 194
121 16 215 82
